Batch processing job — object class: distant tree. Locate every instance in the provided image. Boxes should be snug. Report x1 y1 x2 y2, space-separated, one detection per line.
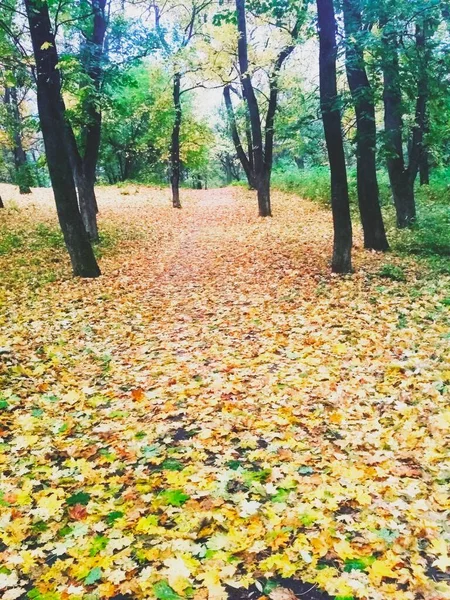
233 0 305 217
152 0 212 208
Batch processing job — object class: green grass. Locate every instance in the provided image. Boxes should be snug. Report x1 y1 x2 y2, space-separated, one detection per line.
272 167 450 271
0 230 24 255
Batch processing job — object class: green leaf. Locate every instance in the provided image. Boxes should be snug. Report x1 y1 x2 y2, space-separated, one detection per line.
89 535 109 556
66 491 91 506
106 510 124 525
0 400 8 410
271 488 290 503
160 458 184 471
226 460 242 470
344 556 375 572
160 489 190 506
153 580 183 600
84 567 102 585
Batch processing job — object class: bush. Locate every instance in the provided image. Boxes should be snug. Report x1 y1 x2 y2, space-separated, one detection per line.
378 264 406 282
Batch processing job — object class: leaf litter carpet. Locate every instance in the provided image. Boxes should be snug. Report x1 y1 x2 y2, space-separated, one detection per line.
0 185 449 600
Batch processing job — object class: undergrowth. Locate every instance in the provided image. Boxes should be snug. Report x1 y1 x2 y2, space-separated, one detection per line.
272 167 450 272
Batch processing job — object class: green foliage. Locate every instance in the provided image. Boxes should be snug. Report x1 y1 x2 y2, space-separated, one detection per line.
98 64 214 185
0 229 23 254
271 167 331 206
378 264 406 282
154 580 183 600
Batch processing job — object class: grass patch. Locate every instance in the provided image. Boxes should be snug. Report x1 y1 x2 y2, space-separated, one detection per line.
378 264 406 282
0 230 24 255
272 166 450 272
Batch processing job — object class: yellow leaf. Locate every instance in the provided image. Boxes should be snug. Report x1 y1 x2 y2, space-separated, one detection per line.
368 557 399 585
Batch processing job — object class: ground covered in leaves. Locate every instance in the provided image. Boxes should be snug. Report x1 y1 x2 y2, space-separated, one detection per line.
0 184 449 600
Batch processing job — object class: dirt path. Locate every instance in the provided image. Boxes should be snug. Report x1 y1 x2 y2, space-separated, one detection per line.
0 184 449 600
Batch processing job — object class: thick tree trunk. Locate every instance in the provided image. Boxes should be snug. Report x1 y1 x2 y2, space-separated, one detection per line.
4 86 32 194
343 0 388 251
223 85 256 189
75 170 99 242
317 0 352 273
25 0 100 278
171 73 182 208
381 23 416 228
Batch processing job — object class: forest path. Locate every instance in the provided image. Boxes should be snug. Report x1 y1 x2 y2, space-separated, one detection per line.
0 184 449 600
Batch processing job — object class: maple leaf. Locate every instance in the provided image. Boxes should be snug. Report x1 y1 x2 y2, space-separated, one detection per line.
68 503 88 520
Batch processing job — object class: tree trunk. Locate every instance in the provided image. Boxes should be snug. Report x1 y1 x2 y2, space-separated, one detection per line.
25 0 100 278
257 170 271 217
235 0 266 213
381 21 416 228
410 21 431 188
171 72 182 208
317 0 352 273
223 85 256 189
343 0 388 251
420 149 430 185
0 196 4 208
65 120 99 241
80 0 108 217
4 86 32 194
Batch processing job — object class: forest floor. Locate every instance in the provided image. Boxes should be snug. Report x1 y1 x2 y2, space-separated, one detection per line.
0 183 449 600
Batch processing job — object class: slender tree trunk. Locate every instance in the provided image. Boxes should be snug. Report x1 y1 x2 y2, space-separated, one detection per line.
223 85 256 189
317 0 352 273
410 21 431 188
235 0 268 215
171 72 182 208
0 196 4 208
343 0 388 251
65 122 99 241
381 22 416 228
80 0 108 217
420 148 430 185
4 86 32 194
24 0 100 278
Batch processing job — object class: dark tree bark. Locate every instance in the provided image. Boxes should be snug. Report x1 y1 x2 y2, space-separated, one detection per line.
66 121 99 241
68 0 108 237
317 0 352 273
4 86 32 194
343 0 388 251
236 0 268 215
24 0 100 278
413 21 431 187
80 0 108 214
223 85 257 189
381 22 416 228
171 72 182 208
0 196 4 208
419 147 430 185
